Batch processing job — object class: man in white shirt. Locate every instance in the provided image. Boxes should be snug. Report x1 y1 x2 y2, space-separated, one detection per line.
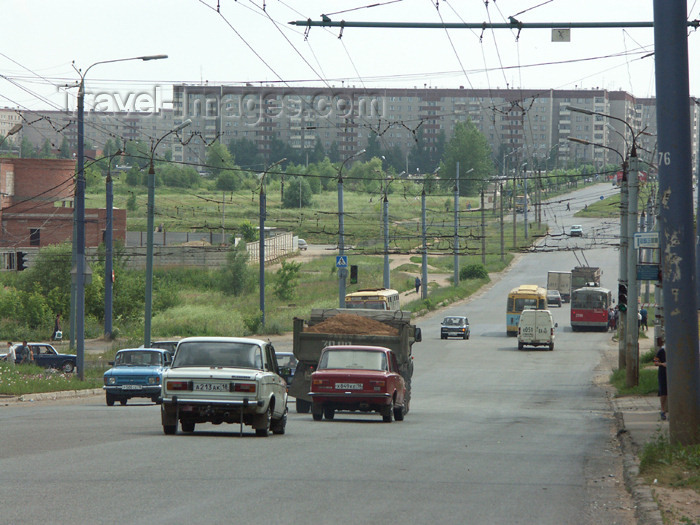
5 341 16 366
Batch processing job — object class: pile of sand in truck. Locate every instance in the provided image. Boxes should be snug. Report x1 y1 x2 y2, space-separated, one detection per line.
304 313 399 336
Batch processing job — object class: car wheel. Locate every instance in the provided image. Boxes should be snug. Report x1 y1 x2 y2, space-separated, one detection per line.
549 343 554 351
382 402 393 423
323 406 335 420
518 341 524 351
312 403 323 421
181 421 195 433
393 403 405 421
161 404 177 434
463 333 468 340
119 398 127 406
255 405 271 437
441 334 446 339
60 361 75 373
152 396 162 404
105 393 115 406
296 398 311 414
271 407 288 435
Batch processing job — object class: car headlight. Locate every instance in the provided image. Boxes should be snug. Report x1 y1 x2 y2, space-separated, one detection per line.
105 377 116 385
148 377 159 385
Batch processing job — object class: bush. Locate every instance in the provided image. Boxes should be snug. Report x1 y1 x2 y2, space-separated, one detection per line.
460 263 489 280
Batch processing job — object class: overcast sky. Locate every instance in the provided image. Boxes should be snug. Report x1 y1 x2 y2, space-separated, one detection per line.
1 0 698 114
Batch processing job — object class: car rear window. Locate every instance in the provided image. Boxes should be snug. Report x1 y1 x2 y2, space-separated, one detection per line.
318 349 387 371
173 342 262 369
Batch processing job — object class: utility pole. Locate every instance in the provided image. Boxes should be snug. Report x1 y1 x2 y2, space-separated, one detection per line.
421 187 428 300
383 189 390 288
500 183 505 262
481 189 486 265
626 151 640 387
618 162 629 371
453 162 459 286
512 169 517 249
523 165 529 239
653 0 700 445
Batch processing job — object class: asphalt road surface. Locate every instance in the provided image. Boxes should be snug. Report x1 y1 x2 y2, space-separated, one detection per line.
0 183 636 525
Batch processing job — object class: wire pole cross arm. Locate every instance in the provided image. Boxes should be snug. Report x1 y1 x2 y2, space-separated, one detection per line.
290 19 700 30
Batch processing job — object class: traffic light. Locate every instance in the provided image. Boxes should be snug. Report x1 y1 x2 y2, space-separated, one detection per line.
16 251 27 271
350 265 358 284
617 283 628 312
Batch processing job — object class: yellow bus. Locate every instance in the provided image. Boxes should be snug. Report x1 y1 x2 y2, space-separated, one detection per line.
506 284 547 336
345 288 401 310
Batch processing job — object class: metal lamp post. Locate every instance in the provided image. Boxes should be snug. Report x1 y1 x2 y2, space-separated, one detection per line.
74 54 167 380
0 123 22 151
144 119 191 348
259 158 286 328
337 149 365 307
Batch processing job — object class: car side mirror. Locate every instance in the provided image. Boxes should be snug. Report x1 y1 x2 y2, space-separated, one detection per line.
554 323 558 328
108 361 115 366
279 366 292 381
413 327 422 343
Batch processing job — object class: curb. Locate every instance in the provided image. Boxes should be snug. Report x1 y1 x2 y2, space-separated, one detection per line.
613 410 664 525
2 388 103 404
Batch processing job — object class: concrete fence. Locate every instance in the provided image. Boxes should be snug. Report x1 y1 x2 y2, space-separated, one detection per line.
1 232 298 271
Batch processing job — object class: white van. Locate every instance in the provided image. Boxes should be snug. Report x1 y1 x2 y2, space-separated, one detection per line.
517 309 557 351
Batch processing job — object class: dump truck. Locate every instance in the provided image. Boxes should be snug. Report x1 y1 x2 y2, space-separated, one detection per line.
546 271 572 302
289 309 421 414
571 266 601 290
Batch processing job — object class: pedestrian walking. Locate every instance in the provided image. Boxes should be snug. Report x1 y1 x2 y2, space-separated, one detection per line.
653 337 668 420
640 307 648 331
4 341 15 366
17 340 32 364
566 202 570 211
414 277 421 294
52 313 62 341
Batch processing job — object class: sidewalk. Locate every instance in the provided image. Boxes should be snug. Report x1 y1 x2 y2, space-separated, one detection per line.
610 334 669 525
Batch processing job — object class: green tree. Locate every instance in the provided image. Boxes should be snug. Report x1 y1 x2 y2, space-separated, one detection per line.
273 261 301 300
283 177 313 208
228 138 265 169
58 136 72 159
239 220 258 242
39 139 54 159
206 140 234 177
20 137 37 158
439 120 495 196
220 242 255 296
216 171 240 192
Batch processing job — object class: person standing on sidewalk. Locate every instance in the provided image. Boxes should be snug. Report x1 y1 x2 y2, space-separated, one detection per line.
4 342 15 365
415 277 421 294
653 336 668 420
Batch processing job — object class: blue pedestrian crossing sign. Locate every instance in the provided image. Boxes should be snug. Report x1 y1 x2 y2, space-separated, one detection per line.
336 255 348 268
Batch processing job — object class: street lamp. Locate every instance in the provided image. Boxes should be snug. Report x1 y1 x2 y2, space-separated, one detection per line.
144 118 191 348
337 149 365 307
259 158 286 328
0 123 22 151
74 54 167 380
103 150 123 340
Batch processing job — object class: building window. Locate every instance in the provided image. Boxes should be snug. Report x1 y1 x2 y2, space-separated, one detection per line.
30 228 40 247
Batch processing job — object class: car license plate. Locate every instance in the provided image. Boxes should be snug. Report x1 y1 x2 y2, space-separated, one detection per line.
335 383 362 390
194 382 229 392
121 385 142 390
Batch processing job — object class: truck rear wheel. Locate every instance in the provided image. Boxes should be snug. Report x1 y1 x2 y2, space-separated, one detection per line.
323 407 335 420
296 398 311 413
518 341 524 350
312 403 323 421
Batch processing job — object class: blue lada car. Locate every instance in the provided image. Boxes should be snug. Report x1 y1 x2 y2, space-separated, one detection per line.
103 348 172 406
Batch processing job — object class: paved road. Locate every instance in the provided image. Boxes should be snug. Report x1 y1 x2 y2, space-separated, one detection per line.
0 184 636 525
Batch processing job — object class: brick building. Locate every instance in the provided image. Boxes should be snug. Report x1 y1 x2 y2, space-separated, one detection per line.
0 158 126 253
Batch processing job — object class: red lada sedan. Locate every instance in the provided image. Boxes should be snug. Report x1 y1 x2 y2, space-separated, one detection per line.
310 345 407 423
